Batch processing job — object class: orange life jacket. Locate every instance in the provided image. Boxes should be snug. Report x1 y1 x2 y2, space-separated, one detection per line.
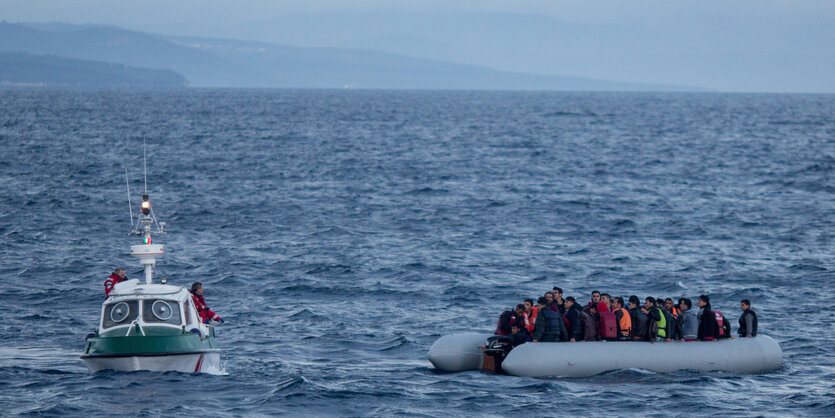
615 307 632 337
523 307 538 333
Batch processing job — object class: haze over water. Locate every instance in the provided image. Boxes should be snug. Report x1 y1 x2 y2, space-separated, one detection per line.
0 89 833 415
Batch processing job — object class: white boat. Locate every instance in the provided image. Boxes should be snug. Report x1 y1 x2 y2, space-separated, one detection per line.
428 333 782 378
80 161 222 373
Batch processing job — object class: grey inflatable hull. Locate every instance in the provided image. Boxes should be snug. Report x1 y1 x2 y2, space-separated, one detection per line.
428 333 782 378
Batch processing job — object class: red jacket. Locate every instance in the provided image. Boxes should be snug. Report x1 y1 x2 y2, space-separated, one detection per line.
104 274 124 297
191 293 219 323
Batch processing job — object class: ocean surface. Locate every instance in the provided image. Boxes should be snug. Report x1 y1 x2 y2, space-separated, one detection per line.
0 89 833 416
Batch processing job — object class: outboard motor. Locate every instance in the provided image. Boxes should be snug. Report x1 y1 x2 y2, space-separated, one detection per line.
483 336 514 374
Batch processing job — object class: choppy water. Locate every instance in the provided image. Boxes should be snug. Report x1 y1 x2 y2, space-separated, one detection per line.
0 89 833 416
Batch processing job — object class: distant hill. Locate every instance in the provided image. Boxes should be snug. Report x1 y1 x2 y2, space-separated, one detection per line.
0 22 700 91
0 52 187 87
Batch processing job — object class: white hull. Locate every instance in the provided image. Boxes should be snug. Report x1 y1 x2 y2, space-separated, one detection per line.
428 333 783 377
82 351 221 374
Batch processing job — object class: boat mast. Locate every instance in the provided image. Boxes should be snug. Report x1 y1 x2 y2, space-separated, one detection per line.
128 141 166 284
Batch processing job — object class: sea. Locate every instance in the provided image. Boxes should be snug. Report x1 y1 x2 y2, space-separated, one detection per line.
0 89 833 416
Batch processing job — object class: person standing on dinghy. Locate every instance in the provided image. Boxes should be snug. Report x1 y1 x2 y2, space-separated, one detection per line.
532 297 568 343
104 267 127 297
190 282 224 324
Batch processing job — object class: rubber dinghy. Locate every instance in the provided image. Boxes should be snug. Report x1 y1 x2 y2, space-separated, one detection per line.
428 333 782 378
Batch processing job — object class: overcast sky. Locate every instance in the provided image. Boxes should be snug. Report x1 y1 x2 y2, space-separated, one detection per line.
4 0 834 27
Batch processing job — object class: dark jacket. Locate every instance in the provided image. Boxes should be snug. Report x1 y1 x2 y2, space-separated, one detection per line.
738 308 758 337
532 306 568 342
510 330 531 347
697 305 720 341
565 304 583 341
629 307 650 340
580 310 599 341
659 306 675 340
679 308 699 340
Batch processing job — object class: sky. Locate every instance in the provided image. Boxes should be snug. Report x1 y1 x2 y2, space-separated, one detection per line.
4 0 834 28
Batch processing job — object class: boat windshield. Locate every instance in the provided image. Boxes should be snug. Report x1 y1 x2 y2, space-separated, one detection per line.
142 299 183 326
103 300 139 328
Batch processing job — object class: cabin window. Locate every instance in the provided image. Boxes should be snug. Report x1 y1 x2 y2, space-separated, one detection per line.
142 300 182 325
103 300 139 328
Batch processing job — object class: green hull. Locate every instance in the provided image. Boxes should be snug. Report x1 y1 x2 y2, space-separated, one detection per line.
82 326 218 358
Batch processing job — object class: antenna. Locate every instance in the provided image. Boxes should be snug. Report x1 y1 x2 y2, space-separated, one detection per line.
143 137 148 194
125 167 134 230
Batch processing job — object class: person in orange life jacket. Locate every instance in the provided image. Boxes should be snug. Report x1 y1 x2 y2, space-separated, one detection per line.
738 299 758 338
551 287 566 314
104 267 127 297
612 297 632 340
600 293 612 312
665 298 680 318
697 295 719 341
564 297 583 342
190 282 223 324
678 298 699 341
587 290 601 310
655 296 675 341
522 298 538 335
509 322 530 347
628 295 649 341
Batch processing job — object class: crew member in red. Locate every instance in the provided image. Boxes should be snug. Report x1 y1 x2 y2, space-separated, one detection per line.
104 267 127 297
190 282 224 324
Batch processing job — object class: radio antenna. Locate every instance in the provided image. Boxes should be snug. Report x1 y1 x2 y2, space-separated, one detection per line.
125 167 134 230
143 137 148 194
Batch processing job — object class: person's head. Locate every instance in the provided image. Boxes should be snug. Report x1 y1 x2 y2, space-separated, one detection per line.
665 298 674 310
114 267 126 278
523 298 534 312
698 295 710 308
741 299 751 311
628 295 640 309
601 293 611 307
552 287 563 300
565 296 575 309
613 297 624 309
591 291 601 303
680 298 692 310
515 304 526 316
644 296 656 309
511 322 524 335
191 282 204 295
537 296 548 309
655 297 665 307
545 292 554 303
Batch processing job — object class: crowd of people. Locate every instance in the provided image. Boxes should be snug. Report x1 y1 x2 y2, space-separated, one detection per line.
495 287 758 347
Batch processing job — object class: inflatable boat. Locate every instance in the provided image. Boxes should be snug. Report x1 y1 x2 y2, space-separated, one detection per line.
428 333 782 378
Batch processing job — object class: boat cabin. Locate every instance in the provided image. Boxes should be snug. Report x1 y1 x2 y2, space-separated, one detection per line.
99 279 208 337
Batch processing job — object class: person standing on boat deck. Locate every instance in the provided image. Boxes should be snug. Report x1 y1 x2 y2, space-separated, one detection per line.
564 297 583 342
588 290 601 310
612 297 632 340
104 267 127 297
600 293 612 312
697 295 719 341
655 297 675 342
190 282 223 324
678 298 699 341
628 295 649 341
551 287 566 314
580 303 599 341
532 297 567 343
738 299 758 338
522 298 538 335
